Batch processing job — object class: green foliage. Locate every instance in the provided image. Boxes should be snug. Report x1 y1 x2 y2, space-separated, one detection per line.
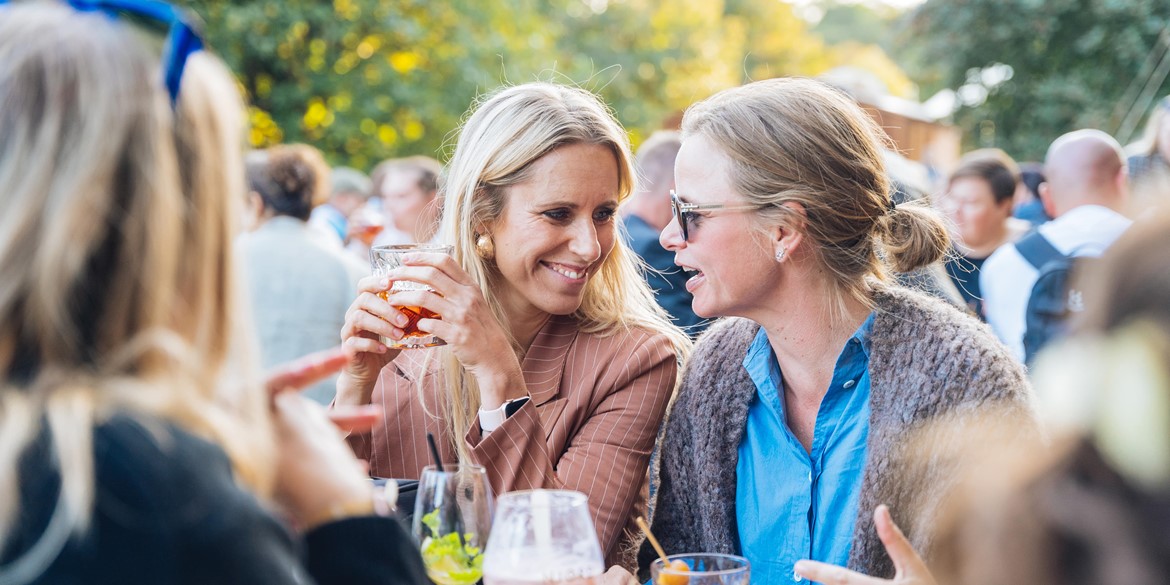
899 0 1170 160
178 0 915 169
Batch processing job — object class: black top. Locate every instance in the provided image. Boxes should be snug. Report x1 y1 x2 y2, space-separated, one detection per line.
944 251 988 319
2 414 430 585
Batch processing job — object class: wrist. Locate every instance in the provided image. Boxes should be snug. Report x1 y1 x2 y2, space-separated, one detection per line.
475 361 526 409
335 371 375 407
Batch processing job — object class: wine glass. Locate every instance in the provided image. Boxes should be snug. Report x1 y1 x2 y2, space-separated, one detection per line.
412 464 493 585
483 490 604 585
650 553 750 585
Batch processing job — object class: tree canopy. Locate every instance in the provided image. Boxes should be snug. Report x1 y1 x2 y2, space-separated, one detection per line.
179 0 913 169
900 0 1170 160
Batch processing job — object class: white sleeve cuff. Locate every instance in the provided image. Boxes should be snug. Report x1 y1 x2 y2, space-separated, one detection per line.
479 403 508 435
478 397 530 435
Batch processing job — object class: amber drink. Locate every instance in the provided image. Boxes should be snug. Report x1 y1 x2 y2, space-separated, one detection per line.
370 243 453 349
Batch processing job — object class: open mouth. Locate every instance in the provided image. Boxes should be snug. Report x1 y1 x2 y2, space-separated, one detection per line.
679 264 705 292
543 261 587 282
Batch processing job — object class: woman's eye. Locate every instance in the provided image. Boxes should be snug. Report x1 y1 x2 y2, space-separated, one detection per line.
542 209 570 221
683 211 702 228
593 207 617 222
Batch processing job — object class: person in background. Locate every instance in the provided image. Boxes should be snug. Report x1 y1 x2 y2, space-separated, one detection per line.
1013 161 1050 226
981 129 1132 361
621 131 707 336
939 153 1031 318
1126 95 1170 209
632 78 1032 583
238 145 368 404
308 166 373 247
0 3 427 584
371 156 444 246
794 208 1170 585
334 82 690 571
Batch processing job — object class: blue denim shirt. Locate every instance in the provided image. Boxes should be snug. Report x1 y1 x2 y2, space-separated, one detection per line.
736 313 874 584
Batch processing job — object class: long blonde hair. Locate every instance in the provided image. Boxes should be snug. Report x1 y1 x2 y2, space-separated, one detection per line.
0 3 271 564
435 82 690 462
681 78 950 320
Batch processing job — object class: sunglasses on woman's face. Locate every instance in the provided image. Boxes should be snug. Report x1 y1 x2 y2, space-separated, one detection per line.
669 190 758 242
0 0 205 104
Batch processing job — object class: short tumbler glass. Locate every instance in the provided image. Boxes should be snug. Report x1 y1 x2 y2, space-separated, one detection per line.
370 243 453 349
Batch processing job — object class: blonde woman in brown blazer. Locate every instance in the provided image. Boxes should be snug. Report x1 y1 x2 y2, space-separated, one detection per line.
334 82 691 569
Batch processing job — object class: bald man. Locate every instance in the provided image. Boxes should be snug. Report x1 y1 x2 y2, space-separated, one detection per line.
980 129 1133 361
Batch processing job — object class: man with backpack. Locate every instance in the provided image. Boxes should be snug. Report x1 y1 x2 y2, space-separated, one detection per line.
980 129 1133 363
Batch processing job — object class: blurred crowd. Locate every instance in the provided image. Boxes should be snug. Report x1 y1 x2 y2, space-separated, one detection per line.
3 2 1170 585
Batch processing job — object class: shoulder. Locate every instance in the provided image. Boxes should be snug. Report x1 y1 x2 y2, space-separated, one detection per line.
571 319 678 370
690 317 759 367
871 286 1030 401
92 415 267 533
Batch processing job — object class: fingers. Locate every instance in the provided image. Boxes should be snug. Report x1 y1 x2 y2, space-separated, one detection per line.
873 505 930 577
600 566 638 585
327 404 381 433
265 347 349 397
386 261 466 297
793 560 882 585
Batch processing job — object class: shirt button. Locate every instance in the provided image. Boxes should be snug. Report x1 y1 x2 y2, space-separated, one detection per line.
850 338 860 344
793 571 804 582
843 379 856 389
807 472 812 482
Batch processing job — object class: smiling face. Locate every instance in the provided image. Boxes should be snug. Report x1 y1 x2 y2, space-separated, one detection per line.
660 134 778 319
488 142 620 322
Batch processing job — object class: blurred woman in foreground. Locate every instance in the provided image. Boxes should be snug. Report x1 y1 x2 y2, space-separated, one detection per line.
0 3 425 583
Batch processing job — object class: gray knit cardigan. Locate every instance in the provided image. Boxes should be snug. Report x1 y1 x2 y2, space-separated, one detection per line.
639 285 1035 579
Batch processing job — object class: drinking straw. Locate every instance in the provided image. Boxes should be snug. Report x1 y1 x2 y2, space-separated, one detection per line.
426 432 444 470
636 516 670 565
425 432 466 546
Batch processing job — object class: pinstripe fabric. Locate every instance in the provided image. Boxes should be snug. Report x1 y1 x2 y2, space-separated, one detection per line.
347 314 678 570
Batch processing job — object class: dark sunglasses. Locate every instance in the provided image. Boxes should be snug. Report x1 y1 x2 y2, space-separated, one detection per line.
669 190 757 242
0 0 205 104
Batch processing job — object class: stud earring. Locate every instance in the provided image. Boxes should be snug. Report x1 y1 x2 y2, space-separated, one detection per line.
475 234 495 261
775 247 787 262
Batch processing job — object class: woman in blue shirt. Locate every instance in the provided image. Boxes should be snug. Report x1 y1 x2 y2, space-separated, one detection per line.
632 78 1035 583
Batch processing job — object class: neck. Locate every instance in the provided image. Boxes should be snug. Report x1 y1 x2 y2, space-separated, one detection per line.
497 287 553 355
751 268 871 402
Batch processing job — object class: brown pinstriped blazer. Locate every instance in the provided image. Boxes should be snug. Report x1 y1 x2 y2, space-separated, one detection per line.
347 314 678 570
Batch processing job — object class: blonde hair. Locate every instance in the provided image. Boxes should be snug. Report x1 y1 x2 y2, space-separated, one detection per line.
434 82 690 462
0 3 271 562
681 78 950 318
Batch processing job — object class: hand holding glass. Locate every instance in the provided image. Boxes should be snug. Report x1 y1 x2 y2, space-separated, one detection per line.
369 243 452 349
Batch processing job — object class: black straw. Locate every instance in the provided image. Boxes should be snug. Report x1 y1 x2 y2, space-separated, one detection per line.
426 432 445 471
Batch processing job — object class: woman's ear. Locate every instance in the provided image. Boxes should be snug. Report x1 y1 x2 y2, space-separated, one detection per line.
771 201 806 260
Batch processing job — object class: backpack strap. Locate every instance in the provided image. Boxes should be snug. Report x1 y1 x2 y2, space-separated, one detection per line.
1015 231 1064 269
